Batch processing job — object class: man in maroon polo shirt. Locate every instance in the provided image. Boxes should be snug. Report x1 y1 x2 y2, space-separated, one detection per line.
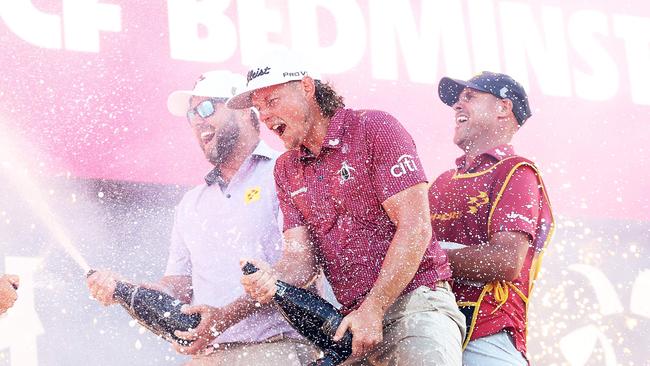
430 72 554 365
230 52 465 365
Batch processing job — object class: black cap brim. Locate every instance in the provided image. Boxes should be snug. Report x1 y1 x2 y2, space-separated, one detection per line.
438 77 491 106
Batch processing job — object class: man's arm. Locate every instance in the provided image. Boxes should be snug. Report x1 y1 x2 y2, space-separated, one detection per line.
85 270 272 354
446 231 530 282
446 166 540 282
177 226 319 355
0 274 19 314
240 225 319 303
242 155 320 298
173 286 270 355
86 272 193 306
273 225 320 285
334 182 432 357
184 226 319 328
363 182 433 312
155 275 192 303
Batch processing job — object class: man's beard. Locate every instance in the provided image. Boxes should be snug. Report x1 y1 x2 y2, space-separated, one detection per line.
207 122 240 167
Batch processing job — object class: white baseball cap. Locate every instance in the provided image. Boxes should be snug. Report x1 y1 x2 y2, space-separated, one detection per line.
167 70 246 117
226 50 321 109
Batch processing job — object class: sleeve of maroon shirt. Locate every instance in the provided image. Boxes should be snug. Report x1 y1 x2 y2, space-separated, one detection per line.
365 110 428 202
273 154 306 232
489 165 541 239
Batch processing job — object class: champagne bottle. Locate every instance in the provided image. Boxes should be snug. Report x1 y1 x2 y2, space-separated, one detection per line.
87 270 201 346
242 263 352 365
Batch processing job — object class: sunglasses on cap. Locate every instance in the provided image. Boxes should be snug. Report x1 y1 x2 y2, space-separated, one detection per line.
186 97 229 123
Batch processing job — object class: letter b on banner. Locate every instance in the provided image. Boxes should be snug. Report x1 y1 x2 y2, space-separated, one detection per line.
168 0 237 62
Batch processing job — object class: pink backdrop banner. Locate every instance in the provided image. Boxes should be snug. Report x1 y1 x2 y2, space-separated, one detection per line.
1 0 649 220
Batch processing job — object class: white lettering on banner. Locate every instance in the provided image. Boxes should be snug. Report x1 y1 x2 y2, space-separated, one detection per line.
0 256 44 366
556 266 649 365
390 154 418 178
467 0 501 72
0 0 121 52
560 325 618 366
168 0 237 62
500 3 572 96
62 0 122 52
613 15 650 106
237 0 285 66
369 0 471 83
630 270 650 319
288 0 366 74
569 264 624 315
569 10 619 101
2 1 650 106
0 0 62 48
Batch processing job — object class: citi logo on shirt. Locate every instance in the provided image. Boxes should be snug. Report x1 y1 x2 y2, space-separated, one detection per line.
390 154 418 178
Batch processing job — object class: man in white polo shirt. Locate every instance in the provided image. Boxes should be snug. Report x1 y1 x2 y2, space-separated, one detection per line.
86 71 318 365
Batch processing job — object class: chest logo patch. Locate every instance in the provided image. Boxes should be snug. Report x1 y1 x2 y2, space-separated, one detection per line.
336 161 356 184
467 191 489 214
244 187 261 204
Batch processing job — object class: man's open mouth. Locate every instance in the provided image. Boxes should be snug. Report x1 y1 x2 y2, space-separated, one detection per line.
200 130 216 145
271 123 286 136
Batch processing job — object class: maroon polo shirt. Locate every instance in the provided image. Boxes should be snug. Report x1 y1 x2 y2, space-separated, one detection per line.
274 108 451 313
430 145 541 244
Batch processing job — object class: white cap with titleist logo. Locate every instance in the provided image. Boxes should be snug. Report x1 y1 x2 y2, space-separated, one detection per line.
167 70 246 117
226 49 321 110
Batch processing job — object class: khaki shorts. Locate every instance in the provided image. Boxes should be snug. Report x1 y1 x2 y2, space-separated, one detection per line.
343 285 466 366
184 336 319 366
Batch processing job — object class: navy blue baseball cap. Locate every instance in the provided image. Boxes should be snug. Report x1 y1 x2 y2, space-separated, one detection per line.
438 71 532 125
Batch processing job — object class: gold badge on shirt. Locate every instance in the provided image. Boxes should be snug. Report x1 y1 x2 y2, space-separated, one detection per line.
467 191 489 214
244 187 261 204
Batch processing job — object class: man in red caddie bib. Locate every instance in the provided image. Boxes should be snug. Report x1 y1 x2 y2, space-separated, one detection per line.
429 71 555 365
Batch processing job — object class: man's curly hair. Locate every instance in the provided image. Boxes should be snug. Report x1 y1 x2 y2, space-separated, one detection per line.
314 80 345 118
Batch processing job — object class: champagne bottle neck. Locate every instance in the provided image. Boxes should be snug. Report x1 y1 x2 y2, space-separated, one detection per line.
275 281 289 297
114 281 136 309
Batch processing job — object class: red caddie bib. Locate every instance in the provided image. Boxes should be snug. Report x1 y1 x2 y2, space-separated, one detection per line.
429 155 554 359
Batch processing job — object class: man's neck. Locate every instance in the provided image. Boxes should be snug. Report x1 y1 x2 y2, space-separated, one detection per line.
461 139 511 166
462 120 518 162
302 111 331 156
216 138 260 183
460 131 514 161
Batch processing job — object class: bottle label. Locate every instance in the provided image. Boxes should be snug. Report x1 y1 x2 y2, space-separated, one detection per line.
321 316 341 338
276 282 287 297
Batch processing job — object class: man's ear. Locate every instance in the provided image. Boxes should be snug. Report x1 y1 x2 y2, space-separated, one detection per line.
300 76 316 98
498 99 513 117
235 108 252 122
